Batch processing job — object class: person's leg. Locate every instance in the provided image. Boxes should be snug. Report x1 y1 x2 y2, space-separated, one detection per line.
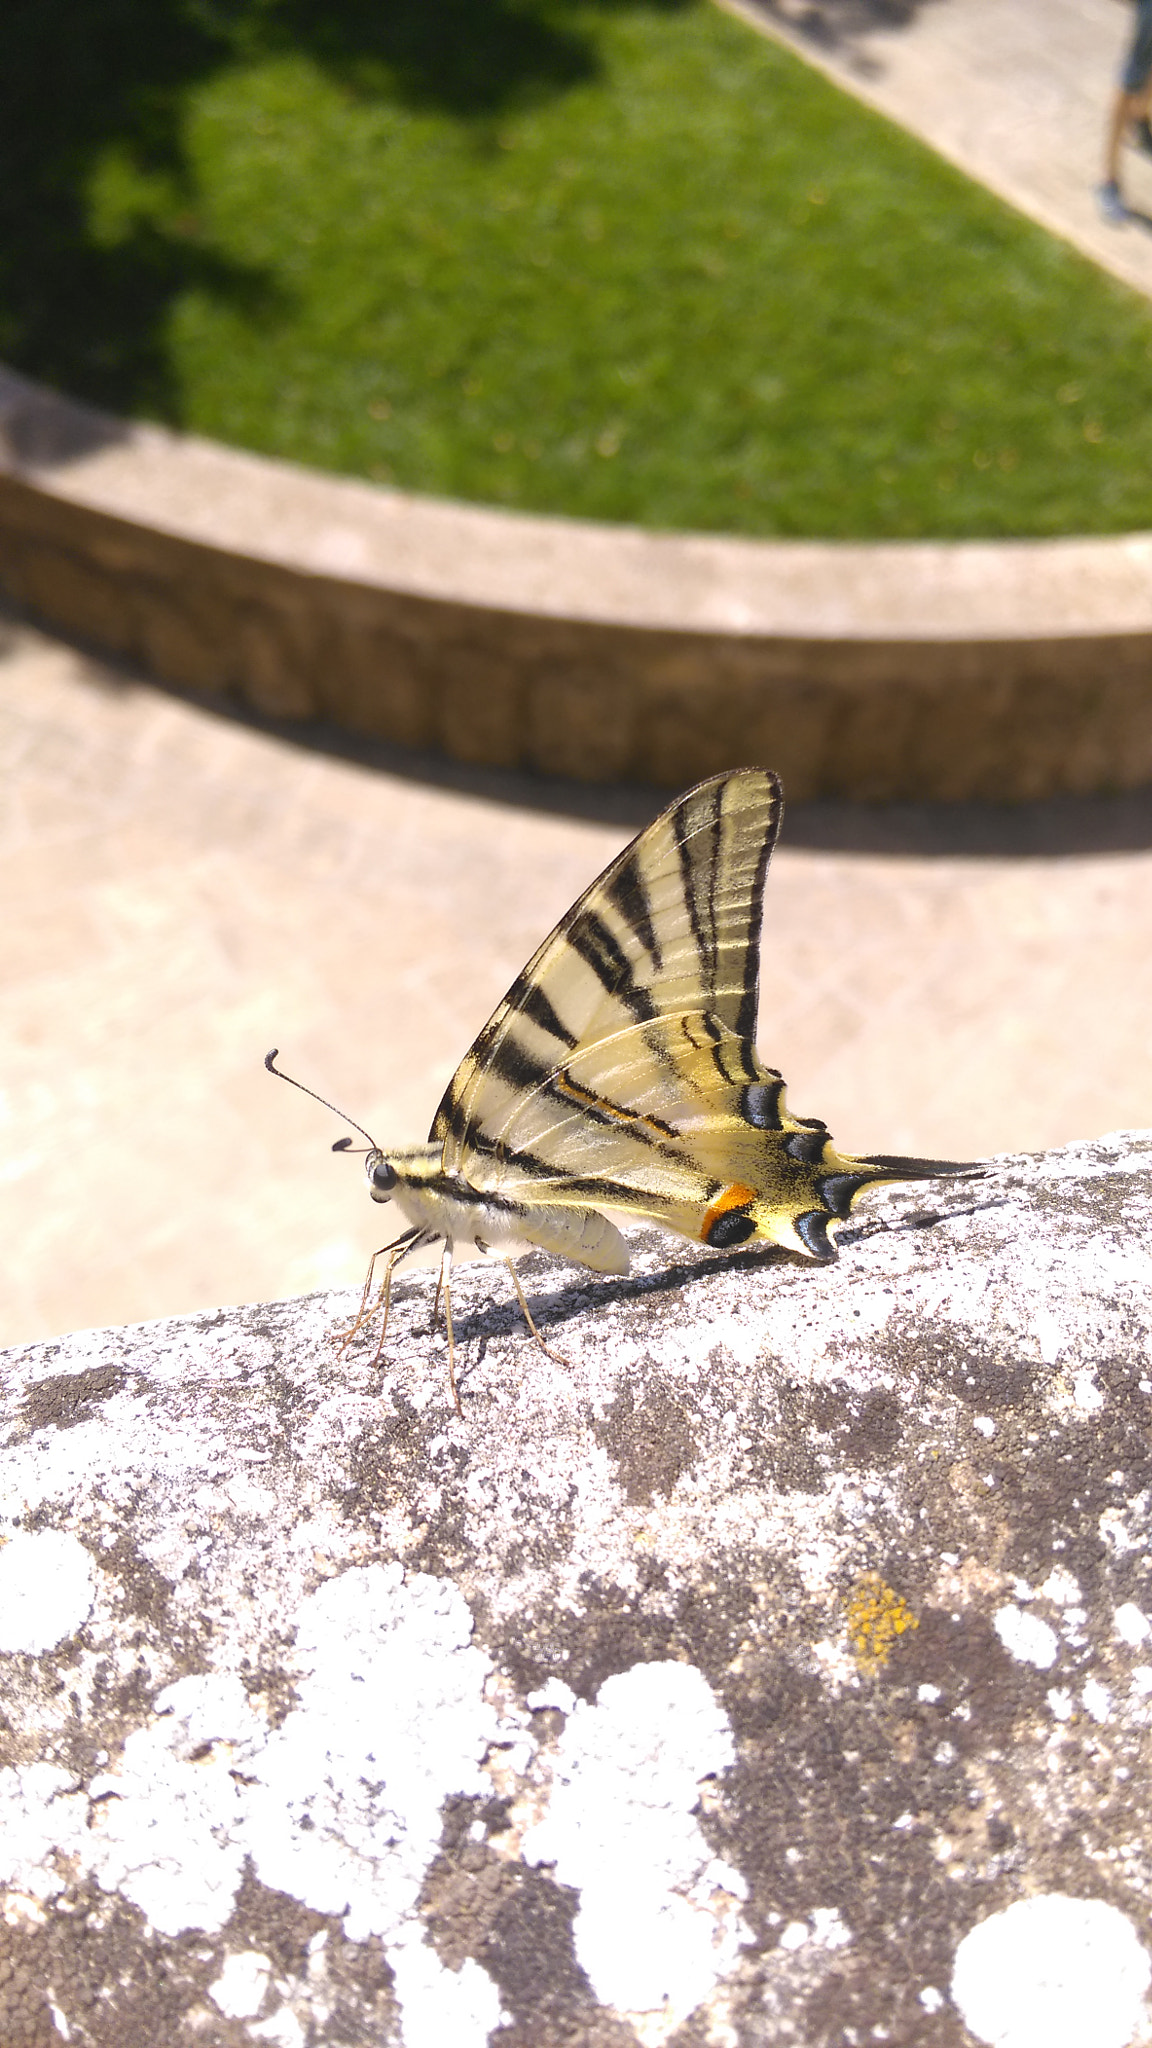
1132 71 1152 155
1102 0 1152 212
1104 86 1137 189
1117 0 1152 171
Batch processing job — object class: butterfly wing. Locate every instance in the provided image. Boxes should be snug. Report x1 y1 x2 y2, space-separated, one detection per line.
431 766 779 1153
431 767 977 1261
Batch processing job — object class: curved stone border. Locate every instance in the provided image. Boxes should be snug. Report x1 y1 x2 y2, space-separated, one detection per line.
2 361 1152 799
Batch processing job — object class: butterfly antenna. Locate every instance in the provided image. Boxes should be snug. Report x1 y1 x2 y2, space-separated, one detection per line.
264 1049 380 1153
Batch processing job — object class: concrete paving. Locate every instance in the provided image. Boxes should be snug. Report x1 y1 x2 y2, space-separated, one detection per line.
725 0 1152 300
4 609 1151 1351
8 5 1152 1350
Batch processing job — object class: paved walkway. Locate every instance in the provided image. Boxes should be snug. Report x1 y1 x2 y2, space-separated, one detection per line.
725 0 1152 299
8 12 1152 1350
4 613 1152 1351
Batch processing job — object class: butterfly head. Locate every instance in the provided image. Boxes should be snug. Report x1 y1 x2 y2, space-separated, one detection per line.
366 1151 397 1203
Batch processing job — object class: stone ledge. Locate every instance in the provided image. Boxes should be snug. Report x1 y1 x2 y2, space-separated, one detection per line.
2 1133 1152 2045
2 362 1152 797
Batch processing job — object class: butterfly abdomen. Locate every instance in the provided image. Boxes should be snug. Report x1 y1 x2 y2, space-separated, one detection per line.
376 1147 631 1274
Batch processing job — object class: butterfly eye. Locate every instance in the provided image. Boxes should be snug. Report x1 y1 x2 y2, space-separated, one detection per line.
369 1157 396 1195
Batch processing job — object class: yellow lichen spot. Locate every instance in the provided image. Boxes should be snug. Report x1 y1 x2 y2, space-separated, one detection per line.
845 1572 919 1674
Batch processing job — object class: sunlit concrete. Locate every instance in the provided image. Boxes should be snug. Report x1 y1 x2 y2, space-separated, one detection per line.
3 611 1150 1350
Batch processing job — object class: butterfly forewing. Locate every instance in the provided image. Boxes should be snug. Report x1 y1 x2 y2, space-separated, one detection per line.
431 770 785 1228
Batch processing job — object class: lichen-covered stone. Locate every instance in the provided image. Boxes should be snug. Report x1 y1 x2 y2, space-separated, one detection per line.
2 1134 1152 2047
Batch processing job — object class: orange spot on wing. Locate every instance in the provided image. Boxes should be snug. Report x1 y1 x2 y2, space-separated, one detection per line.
699 1181 757 1242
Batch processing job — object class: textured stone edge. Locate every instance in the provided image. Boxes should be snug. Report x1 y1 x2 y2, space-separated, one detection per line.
3 1133 1152 2045
3 361 1152 799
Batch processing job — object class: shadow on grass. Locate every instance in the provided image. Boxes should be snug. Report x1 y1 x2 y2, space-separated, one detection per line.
0 0 691 420
276 0 693 120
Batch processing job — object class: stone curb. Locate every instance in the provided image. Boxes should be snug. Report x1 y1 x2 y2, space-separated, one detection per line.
3 362 1152 798
2 1133 1152 2045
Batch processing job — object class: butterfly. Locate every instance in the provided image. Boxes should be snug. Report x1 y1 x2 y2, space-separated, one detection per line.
268 767 977 1412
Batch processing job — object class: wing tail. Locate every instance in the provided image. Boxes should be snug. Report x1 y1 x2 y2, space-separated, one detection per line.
856 1154 985 1179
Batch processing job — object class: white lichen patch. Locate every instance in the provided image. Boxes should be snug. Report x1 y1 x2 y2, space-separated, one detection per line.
240 1566 498 1944
1115 1603 1151 1647
1082 1679 1113 1725
1033 1310 1066 1367
0 1563 509 2046
0 1760 90 1900
209 1950 273 2019
387 1936 506 2048
951 1893 1151 2048
0 1528 94 1652
522 1660 748 2041
1039 1569 1082 1607
775 1908 852 1953
1070 1369 1105 1417
993 1606 1059 1671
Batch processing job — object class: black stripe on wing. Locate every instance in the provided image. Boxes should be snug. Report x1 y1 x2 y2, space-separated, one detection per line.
432 1034 549 1152
504 971 580 1051
672 771 780 1035
674 782 721 1007
451 1119 691 1212
602 860 663 973
564 909 659 1023
443 1027 688 1165
682 1012 762 1090
734 788 776 1043
554 1070 678 1142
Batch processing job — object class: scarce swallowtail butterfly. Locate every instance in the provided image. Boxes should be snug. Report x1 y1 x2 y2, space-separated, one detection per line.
268 768 978 1412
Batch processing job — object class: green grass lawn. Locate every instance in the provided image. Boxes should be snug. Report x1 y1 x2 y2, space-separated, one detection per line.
7 0 1152 538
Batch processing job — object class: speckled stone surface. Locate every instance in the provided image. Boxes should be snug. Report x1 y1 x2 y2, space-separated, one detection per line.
2 1134 1152 2047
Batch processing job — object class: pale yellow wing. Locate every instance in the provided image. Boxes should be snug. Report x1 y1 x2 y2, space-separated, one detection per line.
431 768 976 1260
431 767 779 1155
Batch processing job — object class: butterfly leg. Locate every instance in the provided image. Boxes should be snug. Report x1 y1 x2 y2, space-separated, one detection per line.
504 1259 568 1367
334 1226 426 1353
369 1245 403 1366
335 1244 386 1354
437 1243 463 1418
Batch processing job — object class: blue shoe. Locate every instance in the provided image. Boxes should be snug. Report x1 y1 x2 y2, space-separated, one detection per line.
1097 179 1129 224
